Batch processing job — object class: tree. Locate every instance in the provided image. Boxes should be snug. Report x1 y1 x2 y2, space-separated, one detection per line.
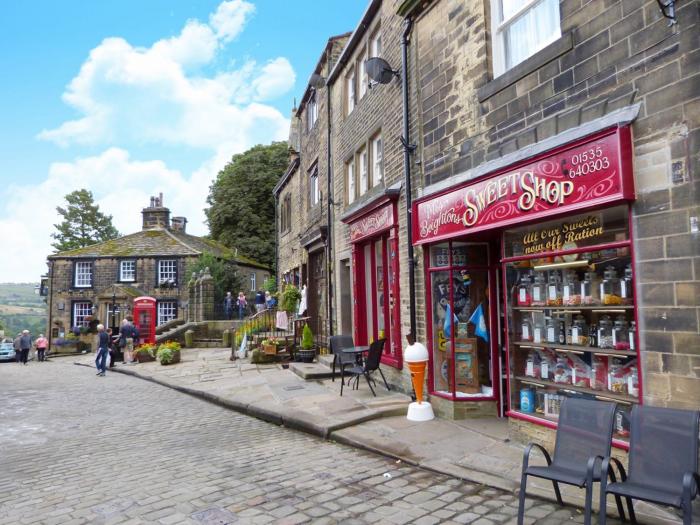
185 252 242 304
51 189 120 252
205 142 289 268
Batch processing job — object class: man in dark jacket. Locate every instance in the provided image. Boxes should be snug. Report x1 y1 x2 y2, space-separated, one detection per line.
19 330 32 365
254 290 265 314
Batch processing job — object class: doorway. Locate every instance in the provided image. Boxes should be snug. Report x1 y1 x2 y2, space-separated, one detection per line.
339 259 352 335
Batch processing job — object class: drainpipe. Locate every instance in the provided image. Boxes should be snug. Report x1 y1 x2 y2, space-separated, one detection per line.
326 49 334 340
401 17 416 341
46 261 54 355
274 191 279 290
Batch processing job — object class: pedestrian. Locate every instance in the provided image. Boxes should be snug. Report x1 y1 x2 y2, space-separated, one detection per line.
95 324 109 376
13 333 22 363
255 290 265 313
223 291 234 320
119 319 136 364
236 291 247 320
35 333 49 362
265 291 276 310
19 330 32 365
108 328 118 368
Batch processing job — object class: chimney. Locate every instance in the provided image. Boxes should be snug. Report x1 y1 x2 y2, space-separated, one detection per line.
171 216 187 233
141 195 170 230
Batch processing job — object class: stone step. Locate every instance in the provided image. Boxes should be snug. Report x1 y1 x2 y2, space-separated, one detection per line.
289 361 334 380
192 340 226 348
318 354 335 368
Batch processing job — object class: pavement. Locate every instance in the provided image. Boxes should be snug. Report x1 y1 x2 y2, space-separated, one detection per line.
74 347 693 525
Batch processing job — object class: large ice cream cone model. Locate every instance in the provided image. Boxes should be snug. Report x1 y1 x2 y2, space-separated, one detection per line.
404 339 435 422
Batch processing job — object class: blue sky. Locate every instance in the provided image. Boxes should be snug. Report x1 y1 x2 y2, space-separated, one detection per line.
0 1 366 282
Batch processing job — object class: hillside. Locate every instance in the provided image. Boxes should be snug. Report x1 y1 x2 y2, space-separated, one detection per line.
0 283 47 337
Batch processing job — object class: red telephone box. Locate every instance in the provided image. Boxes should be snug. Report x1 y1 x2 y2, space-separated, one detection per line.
133 296 156 345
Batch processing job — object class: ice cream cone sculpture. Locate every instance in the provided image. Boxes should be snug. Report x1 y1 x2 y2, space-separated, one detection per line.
404 338 429 404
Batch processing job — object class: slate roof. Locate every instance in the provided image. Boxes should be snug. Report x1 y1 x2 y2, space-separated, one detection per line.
48 228 269 270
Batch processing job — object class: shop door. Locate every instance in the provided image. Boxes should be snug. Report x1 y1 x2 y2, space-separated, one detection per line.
307 250 325 339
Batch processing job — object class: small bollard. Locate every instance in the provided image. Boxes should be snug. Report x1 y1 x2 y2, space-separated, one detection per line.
184 329 194 348
222 329 231 347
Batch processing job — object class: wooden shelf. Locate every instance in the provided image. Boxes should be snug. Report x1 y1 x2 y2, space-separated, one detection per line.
509 410 631 442
513 306 634 311
512 341 637 357
514 375 639 404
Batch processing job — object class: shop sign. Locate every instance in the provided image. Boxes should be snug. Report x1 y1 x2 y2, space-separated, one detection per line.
349 203 394 242
413 128 633 244
522 215 604 255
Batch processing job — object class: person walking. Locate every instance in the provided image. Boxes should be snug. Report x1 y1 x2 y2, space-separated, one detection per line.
265 291 276 310
19 330 32 365
35 334 48 362
13 333 22 363
254 290 265 314
119 319 136 364
95 324 109 376
223 292 234 320
236 292 247 320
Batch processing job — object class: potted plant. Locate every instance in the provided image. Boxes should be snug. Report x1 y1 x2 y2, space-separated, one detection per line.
157 341 181 365
261 336 281 356
297 324 316 363
134 343 157 363
280 284 301 314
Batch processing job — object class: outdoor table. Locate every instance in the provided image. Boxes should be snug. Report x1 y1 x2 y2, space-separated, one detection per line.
341 345 369 369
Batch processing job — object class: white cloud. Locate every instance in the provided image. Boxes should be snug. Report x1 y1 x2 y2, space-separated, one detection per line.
210 0 255 42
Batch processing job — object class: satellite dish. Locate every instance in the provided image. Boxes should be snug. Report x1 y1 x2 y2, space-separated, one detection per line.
308 73 326 89
365 57 399 84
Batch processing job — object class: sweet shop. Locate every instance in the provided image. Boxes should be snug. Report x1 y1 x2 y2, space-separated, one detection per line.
412 125 640 444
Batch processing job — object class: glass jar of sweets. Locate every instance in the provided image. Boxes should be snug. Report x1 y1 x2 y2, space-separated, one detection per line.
517 273 532 306
600 266 622 305
627 366 639 397
545 317 559 343
547 271 562 306
621 265 634 305
562 271 580 305
531 272 546 306
628 320 636 351
607 357 626 393
571 315 588 346
521 317 533 342
580 271 600 305
533 319 544 344
598 315 614 349
612 315 629 350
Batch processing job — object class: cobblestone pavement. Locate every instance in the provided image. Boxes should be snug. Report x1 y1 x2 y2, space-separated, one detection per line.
0 361 620 525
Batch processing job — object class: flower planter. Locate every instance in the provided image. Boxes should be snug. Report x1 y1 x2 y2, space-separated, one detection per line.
135 352 155 363
297 348 316 363
160 349 181 365
262 344 279 356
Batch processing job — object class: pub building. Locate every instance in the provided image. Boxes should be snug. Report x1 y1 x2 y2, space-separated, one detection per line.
412 114 641 446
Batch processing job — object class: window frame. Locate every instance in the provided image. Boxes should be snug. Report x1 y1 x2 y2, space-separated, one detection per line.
118 259 137 283
73 260 93 288
72 300 93 328
157 259 178 287
346 158 356 205
156 300 178 326
306 92 318 132
309 163 320 208
490 0 562 77
371 134 383 187
370 29 382 58
358 147 369 196
358 47 368 100
346 68 356 115
250 272 256 292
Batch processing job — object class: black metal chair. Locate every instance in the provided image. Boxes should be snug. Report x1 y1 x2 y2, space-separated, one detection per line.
517 397 625 525
340 339 390 397
329 334 355 382
597 405 700 525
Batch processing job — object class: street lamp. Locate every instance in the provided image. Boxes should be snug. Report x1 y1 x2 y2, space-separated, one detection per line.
111 285 118 330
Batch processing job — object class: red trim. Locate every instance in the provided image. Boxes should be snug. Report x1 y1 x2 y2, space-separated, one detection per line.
341 192 400 225
628 205 643 402
370 241 378 342
425 248 435 393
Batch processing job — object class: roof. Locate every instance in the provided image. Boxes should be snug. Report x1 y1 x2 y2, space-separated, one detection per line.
48 228 270 270
273 157 300 196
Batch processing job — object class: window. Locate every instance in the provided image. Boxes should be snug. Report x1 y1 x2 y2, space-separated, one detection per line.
306 92 318 132
157 301 177 326
73 301 92 328
372 134 383 186
250 272 256 291
309 164 320 207
347 159 356 205
358 48 368 99
359 148 368 195
74 261 92 288
280 194 292 233
119 260 136 282
158 259 177 286
346 68 356 115
370 31 382 58
491 0 561 76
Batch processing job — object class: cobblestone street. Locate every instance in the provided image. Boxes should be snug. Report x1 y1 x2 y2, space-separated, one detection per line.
0 361 615 525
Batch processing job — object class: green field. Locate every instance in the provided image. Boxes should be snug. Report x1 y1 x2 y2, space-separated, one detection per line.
0 283 47 337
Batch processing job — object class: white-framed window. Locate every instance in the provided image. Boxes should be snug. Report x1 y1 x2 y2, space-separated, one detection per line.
346 69 356 115
157 301 177 326
73 301 92 327
347 159 356 205
250 272 256 291
119 260 136 282
306 93 318 132
359 48 368 99
370 31 382 58
310 164 320 207
372 134 383 186
74 261 92 288
158 259 177 285
491 0 561 76
359 148 368 195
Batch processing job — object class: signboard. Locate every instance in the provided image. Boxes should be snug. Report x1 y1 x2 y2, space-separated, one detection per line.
349 202 394 242
412 127 634 244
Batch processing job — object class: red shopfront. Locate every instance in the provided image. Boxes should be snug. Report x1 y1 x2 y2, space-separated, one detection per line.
413 126 640 445
343 197 402 369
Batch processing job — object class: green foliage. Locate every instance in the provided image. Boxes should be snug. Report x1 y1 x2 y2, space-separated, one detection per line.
135 343 157 357
205 142 289 268
301 324 314 350
156 341 181 365
263 277 277 294
185 252 241 304
51 189 120 252
0 283 47 338
279 284 301 313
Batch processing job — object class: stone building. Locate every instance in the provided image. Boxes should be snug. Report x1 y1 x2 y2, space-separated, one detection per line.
277 0 699 444
45 195 270 347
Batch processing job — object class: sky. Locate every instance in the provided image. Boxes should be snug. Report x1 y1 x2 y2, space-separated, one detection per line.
0 0 366 282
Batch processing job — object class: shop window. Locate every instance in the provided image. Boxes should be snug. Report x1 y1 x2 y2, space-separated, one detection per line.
427 242 493 399
157 301 177 326
358 47 368 99
503 206 636 443
306 92 318 132
158 259 177 286
119 260 136 282
358 148 368 196
309 164 320 207
490 0 561 76
346 159 356 205
73 301 92 328
346 68 356 115
371 134 383 186
74 261 93 288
